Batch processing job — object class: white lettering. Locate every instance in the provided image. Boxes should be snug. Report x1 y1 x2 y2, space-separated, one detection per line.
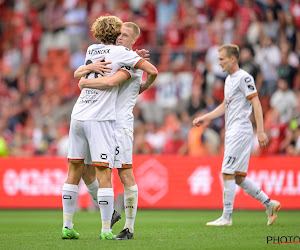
247 170 300 196
2 168 69 196
188 166 213 195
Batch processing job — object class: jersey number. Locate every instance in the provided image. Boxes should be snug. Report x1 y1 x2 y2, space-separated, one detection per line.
227 156 236 166
115 146 120 155
85 59 105 79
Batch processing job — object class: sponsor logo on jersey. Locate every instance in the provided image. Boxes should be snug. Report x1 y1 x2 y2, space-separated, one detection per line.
121 65 131 71
248 85 254 91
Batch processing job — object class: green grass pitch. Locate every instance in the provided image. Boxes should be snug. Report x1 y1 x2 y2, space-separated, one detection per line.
0 209 299 249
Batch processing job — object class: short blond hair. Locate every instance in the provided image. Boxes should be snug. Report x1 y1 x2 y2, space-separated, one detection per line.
218 44 240 60
91 15 123 44
123 22 140 40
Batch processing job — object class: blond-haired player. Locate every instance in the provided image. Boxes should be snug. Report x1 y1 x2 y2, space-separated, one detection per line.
62 16 155 240
193 44 281 226
73 21 158 240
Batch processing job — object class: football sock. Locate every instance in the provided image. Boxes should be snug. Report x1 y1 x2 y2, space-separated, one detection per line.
86 179 99 204
124 184 138 233
222 180 236 221
62 183 79 229
238 178 270 209
98 188 114 234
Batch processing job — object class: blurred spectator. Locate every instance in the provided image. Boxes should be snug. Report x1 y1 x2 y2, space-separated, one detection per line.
240 45 263 92
64 0 88 53
156 0 178 44
270 78 298 123
186 85 206 117
264 108 288 154
145 122 166 154
141 0 156 46
162 126 186 154
281 125 300 155
205 36 227 95
237 0 263 38
208 9 233 45
282 12 298 51
187 117 220 156
255 35 281 96
207 0 239 19
246 9 264 47
155 57 193 112
187 125 209 156
165 13 184 51
278 45 298 89
290 0 300 30
264 0 285 27
2 42 22 89
178 110 192 141
262 8 279 42
39 0 68 60
70 41 88 71
204 94 223 133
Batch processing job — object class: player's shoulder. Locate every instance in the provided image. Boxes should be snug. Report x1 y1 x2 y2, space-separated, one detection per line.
86 43 105 53
239 69 254 82
117 46 135 55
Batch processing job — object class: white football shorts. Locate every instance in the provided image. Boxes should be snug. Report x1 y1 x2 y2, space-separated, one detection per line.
67 119 115 169
114 127 133 169
221 132 252 176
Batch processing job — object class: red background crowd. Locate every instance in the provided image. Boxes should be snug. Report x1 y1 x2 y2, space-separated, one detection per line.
0 0 299 157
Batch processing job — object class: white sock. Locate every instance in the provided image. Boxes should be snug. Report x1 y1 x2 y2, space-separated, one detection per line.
124 184 138 233
86 179 99 204
222 180 236 221
238 178 270 208
62 183 78 229
97 188 114 234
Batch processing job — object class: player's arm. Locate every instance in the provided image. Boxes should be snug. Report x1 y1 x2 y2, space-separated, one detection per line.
250 95 269 149
78 70 128 90
136 49 150 61
193 99 226 127
74 57 112 79
137 60 158 94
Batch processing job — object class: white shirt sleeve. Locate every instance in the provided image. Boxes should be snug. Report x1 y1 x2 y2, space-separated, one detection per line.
239 74 258 99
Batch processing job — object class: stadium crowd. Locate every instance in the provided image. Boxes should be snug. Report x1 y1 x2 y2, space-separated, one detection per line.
0 0 299 157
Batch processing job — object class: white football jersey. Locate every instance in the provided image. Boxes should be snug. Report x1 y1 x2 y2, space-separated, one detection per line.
71 44 145 121
115 68 143 130
224 69 258 135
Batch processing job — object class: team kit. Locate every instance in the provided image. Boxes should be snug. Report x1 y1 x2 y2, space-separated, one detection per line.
61 16 280 241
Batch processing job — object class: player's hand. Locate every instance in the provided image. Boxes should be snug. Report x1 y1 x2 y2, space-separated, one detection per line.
257 131 269 149
193 116 206 127
136 49 150 61
78 77 85 90
90 57 112 76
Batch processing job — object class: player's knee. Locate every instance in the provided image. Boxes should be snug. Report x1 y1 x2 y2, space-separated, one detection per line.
82 165 96 185
82 171 93 185
222 173 235 181
66 162 85 184
235 175 245 185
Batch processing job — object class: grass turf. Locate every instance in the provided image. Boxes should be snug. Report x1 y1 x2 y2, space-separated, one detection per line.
0 209 299 249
